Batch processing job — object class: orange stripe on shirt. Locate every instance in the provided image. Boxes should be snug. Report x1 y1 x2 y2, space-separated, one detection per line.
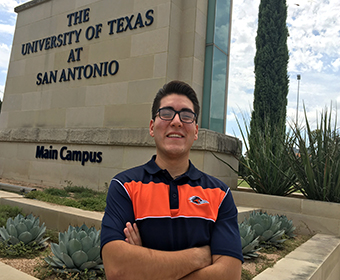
176 184 226 221
124 181 171 219
124 181 226 222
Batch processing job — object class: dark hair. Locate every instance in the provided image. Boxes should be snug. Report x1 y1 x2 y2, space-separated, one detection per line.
151 80 200 122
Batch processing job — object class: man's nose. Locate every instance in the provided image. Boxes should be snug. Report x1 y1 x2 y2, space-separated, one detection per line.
170 112 182 125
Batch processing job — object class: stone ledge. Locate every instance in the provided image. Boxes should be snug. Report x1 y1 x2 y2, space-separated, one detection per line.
232 190 340 236
253 234 340 280
0 191 103 231
0 261 39 280
0 127 241 154
14 0 51 13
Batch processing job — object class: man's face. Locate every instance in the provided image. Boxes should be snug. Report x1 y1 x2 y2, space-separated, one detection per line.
149 93 198 160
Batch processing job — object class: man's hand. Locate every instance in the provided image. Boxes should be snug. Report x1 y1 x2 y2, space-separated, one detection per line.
102 240 212 280
122 223 241 280
124 222 142 246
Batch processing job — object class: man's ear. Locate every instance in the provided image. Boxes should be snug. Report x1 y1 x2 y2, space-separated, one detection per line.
149 119 155 137
194 123 198 141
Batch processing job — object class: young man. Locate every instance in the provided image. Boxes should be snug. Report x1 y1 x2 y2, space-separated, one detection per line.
101 81 243 280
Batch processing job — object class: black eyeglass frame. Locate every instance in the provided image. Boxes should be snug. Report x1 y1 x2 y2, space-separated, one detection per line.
155 107 197 124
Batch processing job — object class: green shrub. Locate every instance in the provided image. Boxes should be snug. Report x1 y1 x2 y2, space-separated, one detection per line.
25 186 107 212
0 213 48 257
0 205 23 227
287 105 340 202
215 114 297 196
44 188 70 197
45 224 103 275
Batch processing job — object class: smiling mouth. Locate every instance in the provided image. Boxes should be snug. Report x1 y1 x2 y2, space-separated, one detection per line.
167 134 183 138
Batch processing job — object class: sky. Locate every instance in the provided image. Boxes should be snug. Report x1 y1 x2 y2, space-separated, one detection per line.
227 0 340 139
0 0 339 138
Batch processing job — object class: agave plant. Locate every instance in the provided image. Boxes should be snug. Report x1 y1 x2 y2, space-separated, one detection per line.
246 211 286 246
287 104 340 203
45 224 103 273
278 215 296 238
0 213 48 246
212 114 297 196
239 222 261 259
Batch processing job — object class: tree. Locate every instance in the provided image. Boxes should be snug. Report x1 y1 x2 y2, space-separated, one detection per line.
250 0 289 144
236 0 294 196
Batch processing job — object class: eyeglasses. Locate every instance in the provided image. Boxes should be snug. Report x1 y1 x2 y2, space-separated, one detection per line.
156 107 197 124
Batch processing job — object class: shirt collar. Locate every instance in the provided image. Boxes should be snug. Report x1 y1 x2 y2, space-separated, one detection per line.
145 155 202 181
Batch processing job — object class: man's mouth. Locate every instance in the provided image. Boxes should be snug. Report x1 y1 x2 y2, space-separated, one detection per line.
167 134 183 138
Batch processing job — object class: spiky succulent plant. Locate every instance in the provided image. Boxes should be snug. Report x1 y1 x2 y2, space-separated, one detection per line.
278 215 296 238
45 224 103 273
239 222 261 259
246 211 286 246
0 213 48 246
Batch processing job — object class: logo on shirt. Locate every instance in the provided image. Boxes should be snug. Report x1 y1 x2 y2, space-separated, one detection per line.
189 196 209 205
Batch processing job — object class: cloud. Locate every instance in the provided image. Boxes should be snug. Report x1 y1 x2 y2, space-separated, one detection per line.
227 0 340 136
0 23 15 34
287 0 340 73
0 0 25 13
0 43 11 69
331 58 340 71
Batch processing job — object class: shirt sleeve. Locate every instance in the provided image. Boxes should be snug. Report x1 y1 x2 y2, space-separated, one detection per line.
210 189 244 263
100 178 135 256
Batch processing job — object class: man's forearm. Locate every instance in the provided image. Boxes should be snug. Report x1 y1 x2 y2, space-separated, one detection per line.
179 255 242 280
102 240 211 280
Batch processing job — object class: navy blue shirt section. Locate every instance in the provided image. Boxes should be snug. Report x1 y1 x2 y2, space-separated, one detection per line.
101 156 243 263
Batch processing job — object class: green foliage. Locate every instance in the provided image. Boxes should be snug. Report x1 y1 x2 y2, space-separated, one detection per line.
244 118 297 195
64 186 97 197
0 205 23 227
0 213 48 246
45 224 103 275
44 188 70 197
287 105 340 203
24 186 107 212
239 222 261 259
238 211 295 260
45 228 59 244
241 268 254 280
246 0 291 197
56 268 105 280
35 261 105 280
244 211 287 247
0 240 46 258
278 215 296 238
251 0 289 141
0 213 48 258
217 115 297 196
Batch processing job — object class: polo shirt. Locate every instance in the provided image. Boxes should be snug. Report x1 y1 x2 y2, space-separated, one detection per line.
101 156 243 262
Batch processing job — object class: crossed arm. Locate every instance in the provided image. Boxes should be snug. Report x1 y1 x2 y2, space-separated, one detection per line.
102 222 242 280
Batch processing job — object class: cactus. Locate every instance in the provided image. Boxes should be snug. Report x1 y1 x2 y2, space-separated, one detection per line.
278 215 296 238
246 211 286 246
0 213 48 246
45 224 103 273
239 222 261 259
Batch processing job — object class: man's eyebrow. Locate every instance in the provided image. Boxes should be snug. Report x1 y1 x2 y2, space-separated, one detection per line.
161 106 174 110
161 106 194 112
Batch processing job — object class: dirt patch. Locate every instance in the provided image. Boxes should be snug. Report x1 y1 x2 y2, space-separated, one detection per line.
0 255 42 277
242 251 281 276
